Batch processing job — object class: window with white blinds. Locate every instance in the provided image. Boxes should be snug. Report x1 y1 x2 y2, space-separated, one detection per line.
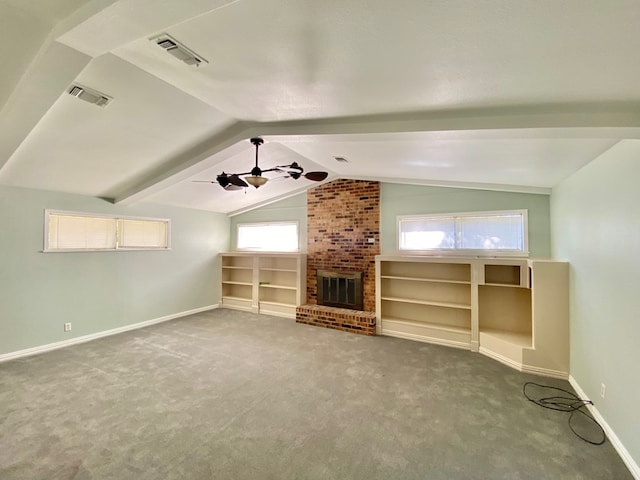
118 219 168 249
237 222 299 252
398 210 528 256
44 211 170 252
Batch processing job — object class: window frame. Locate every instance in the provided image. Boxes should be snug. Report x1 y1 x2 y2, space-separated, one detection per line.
235 221 300 252
397 209 529 257
43 209 171 253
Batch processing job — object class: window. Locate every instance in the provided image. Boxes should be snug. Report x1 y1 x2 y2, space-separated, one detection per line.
118 219 169 249
236 222 299 252
398 210 527 256
45 210 170 252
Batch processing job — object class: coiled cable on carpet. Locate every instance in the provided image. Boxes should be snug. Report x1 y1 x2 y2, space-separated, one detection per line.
523 382 606 445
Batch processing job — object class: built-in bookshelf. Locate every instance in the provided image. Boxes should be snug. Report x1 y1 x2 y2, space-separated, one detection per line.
220 253 306 318
376 256 569 378
377 257 473 349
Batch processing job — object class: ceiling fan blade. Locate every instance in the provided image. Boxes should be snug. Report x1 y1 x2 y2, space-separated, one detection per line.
192 180 217 183
304 171 328 181
228 174 248 187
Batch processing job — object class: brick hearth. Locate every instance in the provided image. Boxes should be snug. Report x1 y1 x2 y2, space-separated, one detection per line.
296 305 376 336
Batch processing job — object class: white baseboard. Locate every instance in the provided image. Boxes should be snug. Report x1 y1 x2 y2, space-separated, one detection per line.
478 347 568 379
0 304 219 363
521 364 568 380
381 329 470 350
569 376 640 480
479 346 523 370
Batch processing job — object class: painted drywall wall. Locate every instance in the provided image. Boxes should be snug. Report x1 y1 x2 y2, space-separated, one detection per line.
229 193 307 251
0 186 229 355
231 185 551 257
380 183 551 256
551 140 640 470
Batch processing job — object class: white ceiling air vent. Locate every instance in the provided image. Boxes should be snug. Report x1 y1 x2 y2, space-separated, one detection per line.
153 34 208 67
67 85 112 107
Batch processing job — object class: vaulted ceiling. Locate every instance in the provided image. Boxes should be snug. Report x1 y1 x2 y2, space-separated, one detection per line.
2 0 640 214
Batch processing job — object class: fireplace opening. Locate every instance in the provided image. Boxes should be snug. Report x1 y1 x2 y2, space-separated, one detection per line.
317 270 363 311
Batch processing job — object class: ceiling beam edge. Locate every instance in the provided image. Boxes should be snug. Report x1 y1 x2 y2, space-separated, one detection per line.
113 104 640 206
113 120 259 204
255 105 640 137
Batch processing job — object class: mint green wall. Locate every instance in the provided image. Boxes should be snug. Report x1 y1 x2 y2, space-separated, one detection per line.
551 140 640 469
380 183 551 256
0 186 229 355
229 193 308 251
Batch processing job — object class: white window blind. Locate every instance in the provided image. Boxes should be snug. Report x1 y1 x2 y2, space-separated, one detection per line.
398 210 528 255
48 214 117 250
237 222 299 252
45 211 170 252
118 219 168 249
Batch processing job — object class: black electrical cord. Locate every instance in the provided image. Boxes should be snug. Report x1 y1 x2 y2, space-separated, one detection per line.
523 382 606 445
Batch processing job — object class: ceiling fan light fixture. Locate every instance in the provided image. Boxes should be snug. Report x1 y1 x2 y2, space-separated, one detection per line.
245 175 269 188
209 137 328 193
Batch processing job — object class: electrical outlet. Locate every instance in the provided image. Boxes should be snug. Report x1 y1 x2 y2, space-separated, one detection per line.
64 322 72 332
600 383 606 399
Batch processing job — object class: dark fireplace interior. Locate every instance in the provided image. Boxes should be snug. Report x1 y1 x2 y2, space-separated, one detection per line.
316 270 363 311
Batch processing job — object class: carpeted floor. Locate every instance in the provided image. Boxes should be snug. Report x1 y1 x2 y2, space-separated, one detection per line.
0 309 633 479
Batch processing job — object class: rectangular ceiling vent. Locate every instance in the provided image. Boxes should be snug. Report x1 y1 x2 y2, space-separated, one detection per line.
67 85 112 107
153 33 208 67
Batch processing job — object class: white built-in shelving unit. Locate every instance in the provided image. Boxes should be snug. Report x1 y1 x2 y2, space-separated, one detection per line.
376 255 569 378
377 257 473 349
220 252 306 318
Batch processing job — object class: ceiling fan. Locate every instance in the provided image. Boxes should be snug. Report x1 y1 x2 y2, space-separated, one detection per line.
200 138 329 191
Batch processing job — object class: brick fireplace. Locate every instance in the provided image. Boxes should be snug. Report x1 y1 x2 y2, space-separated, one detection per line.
295 179 380 335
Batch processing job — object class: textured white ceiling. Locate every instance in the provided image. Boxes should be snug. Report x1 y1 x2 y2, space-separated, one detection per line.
2 0 640 214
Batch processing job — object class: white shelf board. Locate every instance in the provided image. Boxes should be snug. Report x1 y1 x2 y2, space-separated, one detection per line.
482 282 524 288
479 329 532 348
381 275 470 285
381 296 472 310
258 283 297 290
382 317 471 335
221 295 252 302
259 300 296 307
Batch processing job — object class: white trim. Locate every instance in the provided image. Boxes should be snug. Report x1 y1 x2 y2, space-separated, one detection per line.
44 209 171 252
479 347 569 379
569 376 640 480
345 174 552 196
0 304 218 363
521 364 568 380
479 346 523 370
381 329 470 350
